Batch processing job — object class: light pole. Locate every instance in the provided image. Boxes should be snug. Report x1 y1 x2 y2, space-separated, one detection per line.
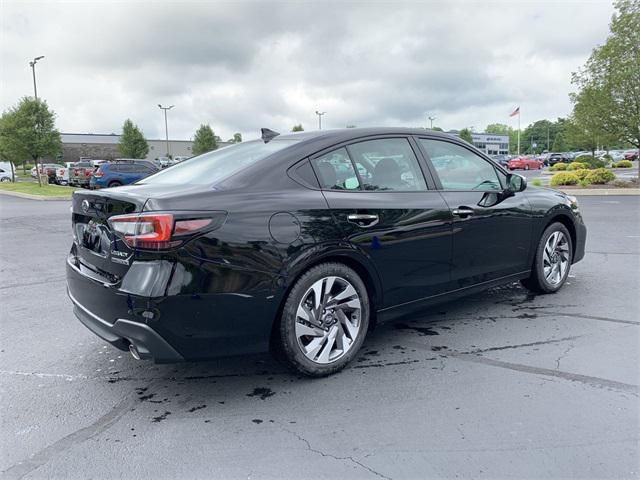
158 104 174 158
29 56 44 100
315 110 326 130
428 116 436 129
29 56 45 186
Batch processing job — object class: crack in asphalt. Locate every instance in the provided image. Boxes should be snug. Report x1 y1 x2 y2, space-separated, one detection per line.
455 336 582 355
540 312 640 326
1 392 139 479
282 427 392 480
555 343 576 370
454 355 638 394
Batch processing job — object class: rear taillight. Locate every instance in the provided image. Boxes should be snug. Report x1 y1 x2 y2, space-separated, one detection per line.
108 213 214 250
94 171 104 178
85 170 92 177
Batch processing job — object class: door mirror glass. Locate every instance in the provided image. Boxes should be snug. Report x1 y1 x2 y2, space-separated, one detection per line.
507 173 527 192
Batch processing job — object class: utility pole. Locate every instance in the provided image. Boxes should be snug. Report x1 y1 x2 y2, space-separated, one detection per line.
158 104 174 158
546 124 550 151
315 110 326 130
428 116 436 129
29 56 45 187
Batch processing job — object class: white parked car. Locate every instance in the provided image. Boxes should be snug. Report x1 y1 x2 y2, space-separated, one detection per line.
0 165 16 182
55 162 76 185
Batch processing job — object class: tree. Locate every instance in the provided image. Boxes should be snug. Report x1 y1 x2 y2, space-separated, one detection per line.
0 97 61 186
291 124 304 132
570 0 640 176
346 125 357 128
118 119 149 159
232 133 242 143
430 126 443 132
192 124 218 155
459 128 473 144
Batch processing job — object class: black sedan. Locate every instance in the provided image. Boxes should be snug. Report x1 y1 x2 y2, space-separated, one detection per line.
66 128 586 377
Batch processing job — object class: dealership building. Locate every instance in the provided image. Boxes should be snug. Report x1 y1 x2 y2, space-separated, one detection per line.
57 133 230 163
470 133 509 156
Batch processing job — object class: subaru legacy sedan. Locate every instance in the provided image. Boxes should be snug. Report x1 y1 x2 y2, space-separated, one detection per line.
66 128 586 377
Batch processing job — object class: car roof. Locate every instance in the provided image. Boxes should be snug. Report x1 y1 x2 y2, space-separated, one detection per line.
275 127 456 143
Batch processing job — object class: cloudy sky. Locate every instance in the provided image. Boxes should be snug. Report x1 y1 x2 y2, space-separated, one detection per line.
1 0 614 141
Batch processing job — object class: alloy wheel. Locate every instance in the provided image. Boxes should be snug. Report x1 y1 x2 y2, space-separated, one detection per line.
295 276 362 364
543 231 570 285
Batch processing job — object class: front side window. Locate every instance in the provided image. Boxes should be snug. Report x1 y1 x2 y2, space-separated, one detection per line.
420 139 502 191
311 147 360 190
347 138 427 191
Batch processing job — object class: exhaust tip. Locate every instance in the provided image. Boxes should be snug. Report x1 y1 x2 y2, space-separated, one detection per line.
129 343 141 360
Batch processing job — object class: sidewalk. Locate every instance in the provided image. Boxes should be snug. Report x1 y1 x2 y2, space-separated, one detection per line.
0 190 70 201
560 188 640 196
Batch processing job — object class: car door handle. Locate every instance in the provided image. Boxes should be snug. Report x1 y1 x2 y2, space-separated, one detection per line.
347 213 379 227
452 207 474 218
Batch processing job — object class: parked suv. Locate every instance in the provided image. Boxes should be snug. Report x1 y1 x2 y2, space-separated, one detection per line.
546 153 570 166
90 159 159 189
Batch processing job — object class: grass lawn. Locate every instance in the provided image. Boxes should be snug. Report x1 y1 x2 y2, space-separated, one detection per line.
0 181 77 198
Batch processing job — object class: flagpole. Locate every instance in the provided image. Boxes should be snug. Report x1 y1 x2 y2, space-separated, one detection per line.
517 110 521 156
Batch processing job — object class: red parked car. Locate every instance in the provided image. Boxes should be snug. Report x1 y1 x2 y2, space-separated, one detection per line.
624 150 638 161
508 156 542 171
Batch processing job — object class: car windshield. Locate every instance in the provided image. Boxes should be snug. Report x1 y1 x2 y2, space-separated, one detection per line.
140 139 298 186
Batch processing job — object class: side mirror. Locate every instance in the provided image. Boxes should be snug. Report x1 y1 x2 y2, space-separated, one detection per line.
506 173 527 193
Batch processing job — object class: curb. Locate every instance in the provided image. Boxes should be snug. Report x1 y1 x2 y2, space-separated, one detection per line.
559 188 640 196
0 190 71 201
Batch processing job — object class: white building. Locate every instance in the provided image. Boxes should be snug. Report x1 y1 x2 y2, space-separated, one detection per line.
470 133 509 156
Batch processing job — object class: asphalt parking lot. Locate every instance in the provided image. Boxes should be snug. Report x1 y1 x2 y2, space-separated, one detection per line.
1 194 638 479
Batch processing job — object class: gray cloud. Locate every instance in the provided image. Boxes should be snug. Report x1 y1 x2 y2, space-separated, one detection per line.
1 0 614 141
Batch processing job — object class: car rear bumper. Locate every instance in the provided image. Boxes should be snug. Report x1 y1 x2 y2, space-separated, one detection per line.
68 287 184 362
66 256 184 363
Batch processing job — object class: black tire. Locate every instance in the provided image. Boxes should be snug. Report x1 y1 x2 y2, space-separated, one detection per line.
521 222 573 294
108 181 122 188
279 263 370 377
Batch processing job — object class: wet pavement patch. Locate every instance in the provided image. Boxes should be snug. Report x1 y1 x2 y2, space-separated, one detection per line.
187 405 207 413
395 323 440 336
152 411 171 423
246 387 275 400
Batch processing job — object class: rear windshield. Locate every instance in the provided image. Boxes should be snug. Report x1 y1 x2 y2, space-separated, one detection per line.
139 139 298 186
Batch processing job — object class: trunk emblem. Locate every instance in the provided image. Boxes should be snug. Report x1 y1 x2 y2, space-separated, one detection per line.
81 199 90 213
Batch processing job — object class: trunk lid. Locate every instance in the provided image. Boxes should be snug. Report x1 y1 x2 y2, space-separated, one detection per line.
71 189 149 282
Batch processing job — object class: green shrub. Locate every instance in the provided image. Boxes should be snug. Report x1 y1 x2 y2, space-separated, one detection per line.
613 160 633 168
585 168 616 185
550 162 568 171
575 155 605 169
550 172 579 186
531 178 543 187
567 162 588 171
573 169 591 181
578 179 590 188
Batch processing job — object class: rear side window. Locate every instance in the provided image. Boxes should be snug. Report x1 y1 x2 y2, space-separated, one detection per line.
140 139 298 185
347 138 427 191
311 148 360 190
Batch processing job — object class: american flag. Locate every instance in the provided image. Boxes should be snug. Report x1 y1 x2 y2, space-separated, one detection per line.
510 106 520 117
